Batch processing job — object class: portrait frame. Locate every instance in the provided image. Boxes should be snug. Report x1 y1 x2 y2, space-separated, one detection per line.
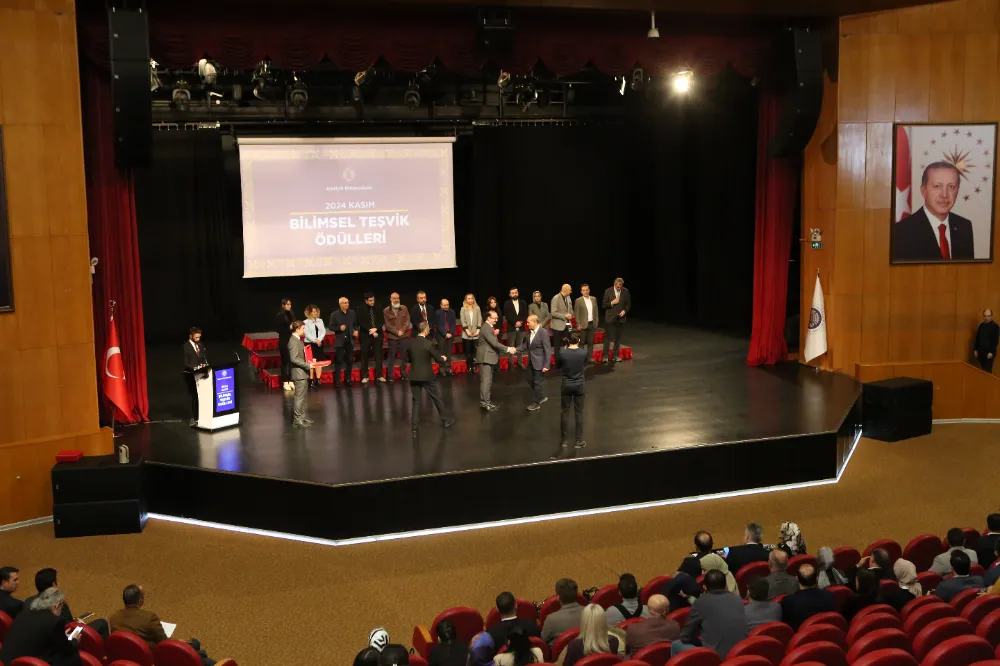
890 121 997 265
0 126 12 313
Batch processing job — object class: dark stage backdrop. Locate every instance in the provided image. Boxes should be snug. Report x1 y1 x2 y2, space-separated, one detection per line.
135 83 758 345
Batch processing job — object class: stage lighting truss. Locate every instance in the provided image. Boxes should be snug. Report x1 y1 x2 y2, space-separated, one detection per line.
172 80 191 110
288 72 308 110
252 58 275 100
404 80 421 109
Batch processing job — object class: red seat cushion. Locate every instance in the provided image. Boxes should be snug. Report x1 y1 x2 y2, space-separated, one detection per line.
68 622 105 660
913 617 976 661
430 607 485 644
736 562 771 598
723 658 773 666
778 641 848 666
631 641 671 666
551 627 581 661
920 635 994 666
787 555 818 577
863 540 903 565
826 586 855 614
903 602 957 639
848 614 904 646
80 653 104 666
901 594 941 622
848 648 918 666
665 647 721 666
903 535 946 573
918 571 944 592
749 622 795 648
667 606 691 630
833 548 862 580
10 659 53 666
787 625 847 652
590 584 623 610
854 604 900 624
845 628 912 664
977 609 1000 647
727 636 785 666
952 588 984 614
964 596 1000 628
153 640 204 666
0 610 12 641
640 576 673 605
105 631 155 666
572 654 622 666
800 612 848 632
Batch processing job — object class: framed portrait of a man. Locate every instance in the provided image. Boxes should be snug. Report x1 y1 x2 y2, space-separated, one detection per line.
891 122 997 264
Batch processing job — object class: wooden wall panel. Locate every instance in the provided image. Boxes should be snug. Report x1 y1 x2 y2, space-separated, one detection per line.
834 209 866 294
838 33 870 123
929 35 967 122
50 235 96 346
4 125 48 239
962 33 998 120
837 124 868 209
894 35 931 122
867 34 899 122
865 123 894 208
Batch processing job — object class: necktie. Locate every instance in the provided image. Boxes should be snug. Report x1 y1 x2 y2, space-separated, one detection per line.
195 344 199 354
938 224 951 259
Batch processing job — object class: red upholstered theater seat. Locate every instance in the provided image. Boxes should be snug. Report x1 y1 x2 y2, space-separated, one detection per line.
736 562 771 598
10 658 51 666
749 622 795 648
539 594 587 629
977 609 1000 647
68 622 105 660
431 607 485 644
951 588 983 613
834 548 862 581
551 628 581 662
863 540 903 566
964 596 1000 629
786 624 847 652
848 648 918 666
726 636 786 666
903 602 958 638
409 656 429 666
880 580 899 595
912 617 976 661
106 631 155 666
845 628 912 664
153 639 204 666
667 606 692 630
854 605 900 624
973 565 987 578
847 614 904 647
0 610 11 641
722 658 773 666
109 661 146 666
631 642 671 666
826 586 855 614
485 598 537 629
800 612 848 632
920 635 994 666
663 647 721 666
590 584 623 609
80 654 104 666
640 576 672 605
903 534 945 573
918 571 944 593
618 617 646 631
966 660 1000 665
620 662 651 666
777 641 848 666
786 555 818 577
901 594 941 622
573 658 621 666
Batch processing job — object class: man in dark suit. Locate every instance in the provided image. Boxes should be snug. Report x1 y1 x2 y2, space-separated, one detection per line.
409 291 434 340
625 594 680 655
974 309 999 373
357 292 385 384
602 277 631 365
779 564 835 630
0 588 81 666
893 162 975 262
475 310 516 412
726 523 771 576
433 299 458 377
973 513 1000 567
327 297 358 387
407 323 455 435
0 566 23 619
765 550 799 599
183 327 209 427
933 550 985 602
23 568 108 639
487 591 541 648
670 570 748 659
288 321 313 428
503 287 529 369
517 314 552 411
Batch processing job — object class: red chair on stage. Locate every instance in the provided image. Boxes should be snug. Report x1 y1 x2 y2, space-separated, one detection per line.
640 576 672 605
903 535 945 573
0 610 12 641
106 631 155 666
918 571 944 593
901 594 940 622
912 617 976 661
154 640 205 666
485 598 537 629
834 548 862 580
977 609 1000 647
664 647 721 666
749 622 795 648
854 605 900 624
726 636 785 665
787 555 817 577
736 562 771 598
848 648 918 666
68 622 105 661
800 612 848 633
573 655 621 666
964 596 1000 629
590 584 623 609
902 602 957 639
618 617 646 631
722 658 773 666
786 624 847 652
848 614 904 646
632 642 671 666
667 606 691 630
539 594 587 629
551 628 581 662
920 635 994 666
863 540 903 566
845 628 912 664
778 641 847 666
826 585 855 614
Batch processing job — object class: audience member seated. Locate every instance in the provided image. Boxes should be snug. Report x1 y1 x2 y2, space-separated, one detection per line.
680 530 717 571
381 643 412 666
765 550 799 598
109 584 216 666
563 604 620 666
0 565 24 618
355 647 382 666
726 523 771 575
488 591 541 647
860 548 897 582
934 550 985 602
816 547 849 589
664 559 703 613
744 577 782 628
369 627 390 652
985 544 1000 588
670 569 748 660
0 587 81 666
777 522 807 556
701 553 739 594
495 625 544 666
625 594 680 655
604 573 650 625
541 578 584 644
973 514 1000 567
24 567 109 638
931 528 980 576
780 564 835 630
841 569 879 622
428 619 468 666
878 559 920 612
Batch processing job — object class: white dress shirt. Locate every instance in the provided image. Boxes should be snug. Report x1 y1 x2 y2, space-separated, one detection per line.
513 300 520 315
529 328 536 344
924 205 952 256
189 340 200 354
584 297 594 322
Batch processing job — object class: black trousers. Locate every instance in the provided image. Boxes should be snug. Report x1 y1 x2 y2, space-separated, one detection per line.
580 325 596 360
436 333 454 371
551 328 566 354
334 343 353 383
278 337 291 382
978 351 995 373
410 380 448 426
387 337 409 378
528 367 545 404
560 383 586 442
602 318 624 361
360 332 384 379
185 373 198 419
463 338 478 367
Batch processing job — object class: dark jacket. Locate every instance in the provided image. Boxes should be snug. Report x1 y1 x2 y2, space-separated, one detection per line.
726 543 771 577
602 286 632 323
275 310 295 340
327 308 358 347
357 302 385 334
892 207 975 261
877 586 915 613
433 308 457 337
407 335 443 383
976 321 1000 353
934 575 985 603
183 341 208 371
973 533 1000 567
487 617 541 649
557 347 588 387
779 587 835 630
625 616 681 655
410 302 435 337
0 609 81 666
680 590 748 659
766 571 800 599
0 589 24 619
840 595 877 623
428 640 468 666
503 299 529 330
563 635 619 666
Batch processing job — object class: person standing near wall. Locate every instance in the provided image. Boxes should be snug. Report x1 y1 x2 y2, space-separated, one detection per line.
974 309 999 373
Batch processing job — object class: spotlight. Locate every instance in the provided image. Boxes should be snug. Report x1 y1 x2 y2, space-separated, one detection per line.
172 81 191 111
497 70 511 90
149 59 162 92
289 73 308 110
404 81 421 109
208 91 223 105
647 11 660 39
671 70 694 93
252 59 273 100
354 69 372 87
197 58 217 85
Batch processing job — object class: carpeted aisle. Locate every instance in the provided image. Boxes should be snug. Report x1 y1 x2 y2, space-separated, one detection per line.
1 423 997 665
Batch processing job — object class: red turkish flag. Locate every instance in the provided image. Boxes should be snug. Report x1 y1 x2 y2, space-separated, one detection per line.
103 316 133 419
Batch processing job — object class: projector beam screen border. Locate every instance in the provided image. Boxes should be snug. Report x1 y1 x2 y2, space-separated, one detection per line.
238 136 457 278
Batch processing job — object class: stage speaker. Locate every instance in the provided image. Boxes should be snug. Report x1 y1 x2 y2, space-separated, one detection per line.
767 27 825 158
51 454 147 538
862 377 933 442
53 500 147 538
109 6 151 168
477 9 514 57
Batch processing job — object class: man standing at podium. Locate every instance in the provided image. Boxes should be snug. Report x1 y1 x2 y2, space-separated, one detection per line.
183 327 208 427
288 321 315 428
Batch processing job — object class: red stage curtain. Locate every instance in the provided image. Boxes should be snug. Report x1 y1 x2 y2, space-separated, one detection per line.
82 62 150 423
747 91 797 367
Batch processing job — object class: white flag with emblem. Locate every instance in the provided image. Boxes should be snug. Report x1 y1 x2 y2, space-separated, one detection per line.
804 274 827 362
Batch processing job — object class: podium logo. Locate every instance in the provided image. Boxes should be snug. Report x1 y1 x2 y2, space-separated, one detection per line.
342 168 356 183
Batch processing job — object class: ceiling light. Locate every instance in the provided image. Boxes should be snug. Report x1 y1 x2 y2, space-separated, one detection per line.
648 11 660 39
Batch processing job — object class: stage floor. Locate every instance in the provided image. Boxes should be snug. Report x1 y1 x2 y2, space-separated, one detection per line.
128 322 860 489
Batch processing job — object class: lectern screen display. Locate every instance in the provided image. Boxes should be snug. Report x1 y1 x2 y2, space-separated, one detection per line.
214 367 237 415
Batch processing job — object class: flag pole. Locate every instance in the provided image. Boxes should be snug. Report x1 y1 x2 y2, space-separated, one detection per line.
109 299 122 439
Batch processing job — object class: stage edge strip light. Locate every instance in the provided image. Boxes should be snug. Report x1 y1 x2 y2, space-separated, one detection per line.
144 429 863 548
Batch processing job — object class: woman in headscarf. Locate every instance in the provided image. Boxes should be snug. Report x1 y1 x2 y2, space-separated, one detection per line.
778 522 807 556
878 558 921 611
816 546 849 589
664 558 703 613
468 632 496 666
562 604 619 666
700 553 739 594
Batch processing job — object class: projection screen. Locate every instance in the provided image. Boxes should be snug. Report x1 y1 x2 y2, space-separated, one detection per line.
238 137 456 278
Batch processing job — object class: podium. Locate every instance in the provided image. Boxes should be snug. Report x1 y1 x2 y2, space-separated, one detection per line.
191 362 241 431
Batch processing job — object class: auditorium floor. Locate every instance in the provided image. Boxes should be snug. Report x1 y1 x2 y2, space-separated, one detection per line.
2 424 997 665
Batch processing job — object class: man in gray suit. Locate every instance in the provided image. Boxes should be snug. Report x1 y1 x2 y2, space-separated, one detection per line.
671 569 748 659
475 309 516 412
517 314 552 411
550 284 574 353
288 321 315 428
574 283 599 363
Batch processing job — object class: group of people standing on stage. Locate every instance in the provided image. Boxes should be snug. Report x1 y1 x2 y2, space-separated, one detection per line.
275 278 632 443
